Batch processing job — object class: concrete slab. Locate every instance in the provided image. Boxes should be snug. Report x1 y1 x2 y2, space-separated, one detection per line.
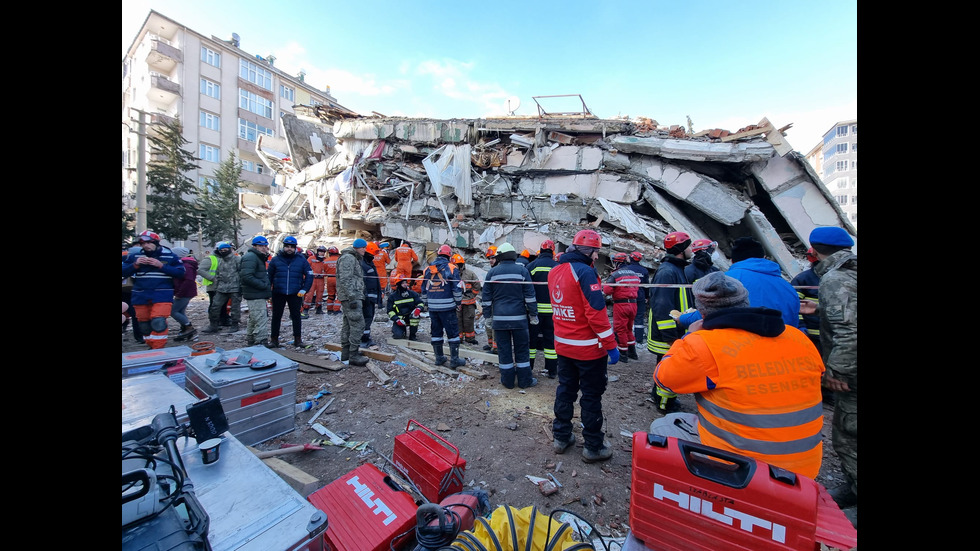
608 135 774 163
628 156 749 225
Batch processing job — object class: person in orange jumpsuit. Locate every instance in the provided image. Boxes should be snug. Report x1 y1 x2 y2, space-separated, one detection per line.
302 246 329 317
373 242 392 293
393 241 419 281
323 246 341 314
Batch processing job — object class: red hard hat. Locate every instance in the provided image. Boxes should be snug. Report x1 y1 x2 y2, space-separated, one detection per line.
664 231 691 250
327 246 339 254
539 240 555 251
612 252 628 263
629 251 643 261
138 230 160 243
805 247 819 264
691 239 716 253
437 244 453 256
572 229 602 248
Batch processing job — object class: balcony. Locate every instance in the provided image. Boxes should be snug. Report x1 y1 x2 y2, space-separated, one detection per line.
148 75 181 106
146 40 182 73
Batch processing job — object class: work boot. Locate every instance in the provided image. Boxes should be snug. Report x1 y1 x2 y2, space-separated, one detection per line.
315 306 323 315
350 352 370 367
483 344 493 351
619 350 629 364
300 310 309 319
227 323 240 332
341 347 351 365
466 337 479 344
178 324 197 341
582 442 613 463
256 338 270 347
627 345 639 360
409 326 419 341
449 343 466 369
246 335 256 346
829 484 858 509
220 318 232 327
266 338 281 349
553 436 576 454
294 340 310 349
201 324 220 334
433 343 447 366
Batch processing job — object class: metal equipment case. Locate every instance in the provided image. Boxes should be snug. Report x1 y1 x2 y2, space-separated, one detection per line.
184 346 298 446
392 419 466 503
122 346 195 388
307 463 419 551
122 373 328 551
629 433 857 551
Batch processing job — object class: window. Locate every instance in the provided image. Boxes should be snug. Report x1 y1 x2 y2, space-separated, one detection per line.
836 195 848 205
201 47 221 67
850 213 857 222
242 160 265 174
280 85 294 102
836 160 848 172
851 125 857 134
836 125 848 138
836 178 848 189
851 160 857 169
199 144 220 163
199 110 220 131
240 59 273 90
198 176 215 190
851 142 857 153
311 98 323 107
200 78 220 99
238 118 275 142
836 143 848 154
239 89 274 118
851 195 857 204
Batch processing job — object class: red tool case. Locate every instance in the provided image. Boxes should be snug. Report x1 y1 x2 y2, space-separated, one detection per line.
392 419 467 503
307 463 419 551
629 433 857 551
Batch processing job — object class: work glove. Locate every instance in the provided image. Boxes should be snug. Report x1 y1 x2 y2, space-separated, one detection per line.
485 315 493 327
412 307 422 318
607 347 620 365
297 290 307 298
528 315 539 326
396 319 406 327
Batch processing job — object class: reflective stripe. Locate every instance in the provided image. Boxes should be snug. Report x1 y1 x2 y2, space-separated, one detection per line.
807 328 820 336
696 406 824 456
596 328 613 339
544 349 557 360
495 315 527 321
696 396 825 429
648 340 670 354
555 335 598 346
656 319 677 330
537 303 553 313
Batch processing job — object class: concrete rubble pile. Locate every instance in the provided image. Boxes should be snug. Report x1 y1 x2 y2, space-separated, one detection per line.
242 105 856 278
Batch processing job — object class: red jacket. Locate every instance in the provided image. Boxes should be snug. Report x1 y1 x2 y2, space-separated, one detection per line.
548 251 618 360
602 267 640 300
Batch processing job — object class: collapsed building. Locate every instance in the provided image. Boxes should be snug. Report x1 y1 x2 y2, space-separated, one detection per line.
240 98 857 279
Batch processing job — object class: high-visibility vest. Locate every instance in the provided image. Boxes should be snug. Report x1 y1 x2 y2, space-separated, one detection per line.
201 254 219 286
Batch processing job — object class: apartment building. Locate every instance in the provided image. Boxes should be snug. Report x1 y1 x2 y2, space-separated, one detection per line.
122 10 354 218
805 119 857 227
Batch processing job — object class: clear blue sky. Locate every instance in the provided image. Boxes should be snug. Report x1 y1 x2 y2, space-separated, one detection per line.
123 0 857 152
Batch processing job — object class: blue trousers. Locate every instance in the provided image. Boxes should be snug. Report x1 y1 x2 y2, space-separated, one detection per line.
496 325 531 388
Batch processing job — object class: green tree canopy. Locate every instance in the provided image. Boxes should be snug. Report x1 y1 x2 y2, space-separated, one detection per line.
197 152 244 249
146 118 201 241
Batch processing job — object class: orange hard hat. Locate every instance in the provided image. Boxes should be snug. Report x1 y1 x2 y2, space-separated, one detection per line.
521 249 530 258
366 242 381 255
485 246 497 258
451 254 465 264
391 275 405 287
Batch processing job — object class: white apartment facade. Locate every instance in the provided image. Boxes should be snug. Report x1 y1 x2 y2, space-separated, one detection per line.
122 10 349 220
805 119 857 227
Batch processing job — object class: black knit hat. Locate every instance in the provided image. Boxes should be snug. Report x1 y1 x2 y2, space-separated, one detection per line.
730 237 765 262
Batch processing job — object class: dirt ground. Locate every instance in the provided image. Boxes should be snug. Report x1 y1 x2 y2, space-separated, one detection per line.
122 294 848 547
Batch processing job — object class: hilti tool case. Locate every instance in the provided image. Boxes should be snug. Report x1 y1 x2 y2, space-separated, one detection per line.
307 463 418 551
392 419 466 503
629 433 857 551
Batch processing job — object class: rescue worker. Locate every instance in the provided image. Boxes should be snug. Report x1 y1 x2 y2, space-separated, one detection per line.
240 235 273 347
453 253 482 344
647 231 694 413
548 229 619 463
302 245 329 317
603 252 641 362
651 272 826 479
198 246 232 326
791 247 831 406
684 238 722 283
361 241 383 347
324 246 341 314
337 239 370 366
517 249 531 267
482 245 498 353
804 227 857 517
170 247 198 342
422 244 465 368
121 230 185 349
725 236 802 330
267 236 313 349
200 241 242 334
526 240 558 378
623 251 650 359
393 241 419 281
387 275 425 340
481 243 539 388
373 241 392 293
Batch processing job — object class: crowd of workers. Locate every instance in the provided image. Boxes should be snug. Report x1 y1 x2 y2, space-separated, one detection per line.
123 225 857 525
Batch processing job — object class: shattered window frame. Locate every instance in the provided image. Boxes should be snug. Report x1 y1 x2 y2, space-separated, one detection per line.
199 110 220 131
201 46 220 68
200 78 220 100
239 89 274 118
239 59 273 91
199 143 220 163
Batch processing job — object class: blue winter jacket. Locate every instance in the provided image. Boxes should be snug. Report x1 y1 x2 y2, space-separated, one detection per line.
725 257 802 329
122 245 185 305
268 250 313 296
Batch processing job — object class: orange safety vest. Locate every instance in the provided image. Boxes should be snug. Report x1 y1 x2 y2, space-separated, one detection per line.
654 326 825 478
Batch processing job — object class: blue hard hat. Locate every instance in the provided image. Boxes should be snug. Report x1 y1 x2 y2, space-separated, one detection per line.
283 236 298 246
252 235 269 246
216 242 232 250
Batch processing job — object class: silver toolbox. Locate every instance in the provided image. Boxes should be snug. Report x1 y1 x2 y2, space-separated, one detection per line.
122 345 196 388
185 346 298 446
122 374 327 551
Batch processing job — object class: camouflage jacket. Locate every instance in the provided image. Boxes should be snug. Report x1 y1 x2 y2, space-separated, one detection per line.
336 247 365 302
815 249 857 390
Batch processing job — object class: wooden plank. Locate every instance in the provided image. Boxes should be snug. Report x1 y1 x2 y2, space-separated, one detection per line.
276 348 344 371
367 363 393 384
246 447 320 497
319 342 396 362
387 337 498 364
